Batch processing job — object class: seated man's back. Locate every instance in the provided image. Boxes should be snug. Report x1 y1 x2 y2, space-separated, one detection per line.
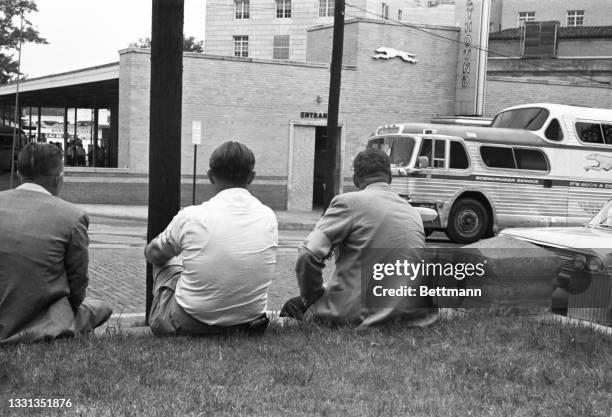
0 143 111 344
282 148 436 329
146 141 278 335
167 188 277 325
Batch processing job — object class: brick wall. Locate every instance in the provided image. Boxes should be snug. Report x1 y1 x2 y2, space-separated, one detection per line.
500 0 612 29
113 20 459 208
489 38 612 58
484 77 612 117
59 170 288 208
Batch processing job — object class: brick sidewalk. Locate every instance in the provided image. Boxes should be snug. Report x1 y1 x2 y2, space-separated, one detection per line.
87 247 332 314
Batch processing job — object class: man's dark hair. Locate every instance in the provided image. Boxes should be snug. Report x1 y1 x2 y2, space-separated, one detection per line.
209 141 255 184
17 142 63 181
353 147 391 179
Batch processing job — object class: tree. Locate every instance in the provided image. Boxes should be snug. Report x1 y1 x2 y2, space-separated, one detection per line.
0 0 47 83
130 35 203 53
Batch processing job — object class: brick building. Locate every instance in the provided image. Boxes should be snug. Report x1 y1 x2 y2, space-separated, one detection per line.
484 0 612 116
1 11 611 208
495 0 612 30
204 0 456 61
0 19 460 209
116 19 458 209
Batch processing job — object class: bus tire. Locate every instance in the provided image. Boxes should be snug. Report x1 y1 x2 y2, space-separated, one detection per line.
446 198 489 244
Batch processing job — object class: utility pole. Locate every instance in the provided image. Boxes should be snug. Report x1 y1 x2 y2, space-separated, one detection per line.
324 0 345 208
146 0 184 322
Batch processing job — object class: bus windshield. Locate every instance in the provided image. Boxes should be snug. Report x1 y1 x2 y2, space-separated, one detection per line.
368 136 415 167
491 107 550 131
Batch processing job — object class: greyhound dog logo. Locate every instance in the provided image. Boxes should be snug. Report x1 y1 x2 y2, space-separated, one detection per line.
372 47 418 63
585 153 612 172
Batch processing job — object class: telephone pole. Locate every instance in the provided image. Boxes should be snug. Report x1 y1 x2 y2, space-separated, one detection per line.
324 0 345 208
146 0 184 321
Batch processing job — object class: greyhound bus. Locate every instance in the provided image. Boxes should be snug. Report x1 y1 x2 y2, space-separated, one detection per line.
407 103 612 147
367 124 612 243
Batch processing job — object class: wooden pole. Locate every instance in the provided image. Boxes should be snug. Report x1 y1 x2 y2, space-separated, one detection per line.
324 0 345 208
146 0 184 322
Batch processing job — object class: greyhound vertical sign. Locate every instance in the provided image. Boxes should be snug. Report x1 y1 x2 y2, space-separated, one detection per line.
191 121 202 205
454 0 491 116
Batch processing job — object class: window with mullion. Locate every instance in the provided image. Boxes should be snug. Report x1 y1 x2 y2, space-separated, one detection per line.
517 11 535 27
319 0 334 17
276 0 291 18
235 0 250 19
567 10 584 27
233 35 248 57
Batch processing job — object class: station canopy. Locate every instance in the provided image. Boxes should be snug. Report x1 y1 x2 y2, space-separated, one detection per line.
0 62 119 109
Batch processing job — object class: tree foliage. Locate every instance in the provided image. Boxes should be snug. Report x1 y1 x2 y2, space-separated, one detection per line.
130 35 204 53
0 0 48 83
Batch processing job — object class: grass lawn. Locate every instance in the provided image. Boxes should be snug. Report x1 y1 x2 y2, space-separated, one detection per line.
0 314 610 417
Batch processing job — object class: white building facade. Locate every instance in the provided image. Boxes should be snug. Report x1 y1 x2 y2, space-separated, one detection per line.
204 0 456 61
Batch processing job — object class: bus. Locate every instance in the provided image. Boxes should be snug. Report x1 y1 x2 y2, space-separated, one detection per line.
395 103 612 146
367 126 612 243
0 127 27 172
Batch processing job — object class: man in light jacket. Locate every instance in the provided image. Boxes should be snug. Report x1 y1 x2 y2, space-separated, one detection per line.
281 147 437 330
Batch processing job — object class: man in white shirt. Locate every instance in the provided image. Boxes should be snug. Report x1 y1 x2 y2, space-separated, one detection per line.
145 141 278 336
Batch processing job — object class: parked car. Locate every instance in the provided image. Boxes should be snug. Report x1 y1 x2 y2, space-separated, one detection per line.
500 200 612 325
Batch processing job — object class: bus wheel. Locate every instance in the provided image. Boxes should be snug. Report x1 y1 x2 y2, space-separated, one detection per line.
447 198 489 243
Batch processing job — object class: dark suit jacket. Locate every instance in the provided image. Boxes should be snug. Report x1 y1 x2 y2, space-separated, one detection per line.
0 185 89 343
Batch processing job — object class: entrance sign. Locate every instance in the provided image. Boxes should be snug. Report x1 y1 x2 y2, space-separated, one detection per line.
191 121 202 145
454 0 491 116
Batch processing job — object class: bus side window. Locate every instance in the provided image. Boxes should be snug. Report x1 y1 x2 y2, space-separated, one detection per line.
419 138 446 168
433 140 445 168
419 138 432 160
449 141 469 169
544 118 563 141
603 124 612 145
514 148 549 171
576 122 604 144
480 146 515 169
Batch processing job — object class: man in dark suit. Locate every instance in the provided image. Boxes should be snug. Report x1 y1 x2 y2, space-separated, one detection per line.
281 148 437 330
0 142 112 344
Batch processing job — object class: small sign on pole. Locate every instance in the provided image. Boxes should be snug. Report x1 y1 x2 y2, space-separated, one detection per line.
191 121 202 205
192 121 202 145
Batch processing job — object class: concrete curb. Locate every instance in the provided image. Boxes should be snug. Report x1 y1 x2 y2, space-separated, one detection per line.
83 206 318 231
538 312 612 336
94 309 611 337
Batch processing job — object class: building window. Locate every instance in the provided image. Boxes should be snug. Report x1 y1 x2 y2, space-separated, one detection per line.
398 9 402 20
382 2 389 20
276 0 291 18
567 10 584 27
233 35 248 57
517 11 535 26
235 0 249 19
319 0 334 17
273 35 290 59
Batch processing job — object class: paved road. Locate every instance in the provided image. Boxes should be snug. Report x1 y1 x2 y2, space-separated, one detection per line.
86 216 460 314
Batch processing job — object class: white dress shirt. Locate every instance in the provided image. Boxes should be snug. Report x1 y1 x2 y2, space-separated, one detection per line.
157 188 278 325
